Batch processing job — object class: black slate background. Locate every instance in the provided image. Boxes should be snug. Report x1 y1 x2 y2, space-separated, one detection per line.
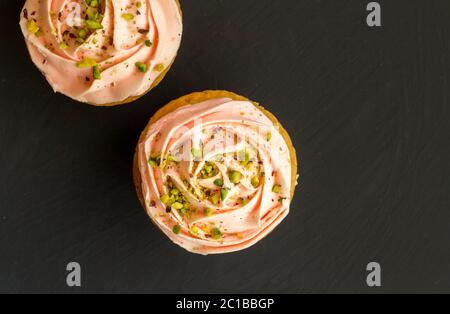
0 0 449 293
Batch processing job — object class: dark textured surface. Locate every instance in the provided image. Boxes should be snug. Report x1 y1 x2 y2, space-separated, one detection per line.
0 0 449 293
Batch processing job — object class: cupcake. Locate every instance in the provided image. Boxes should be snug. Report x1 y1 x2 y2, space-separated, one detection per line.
134 91 298 255
19 0 182 106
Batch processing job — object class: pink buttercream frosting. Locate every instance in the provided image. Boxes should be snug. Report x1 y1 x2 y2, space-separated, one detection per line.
137 98 294 255
20 0 182 105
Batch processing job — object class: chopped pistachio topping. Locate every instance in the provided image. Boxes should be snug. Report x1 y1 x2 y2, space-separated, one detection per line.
210 193 220 205
272 184 281 193
93 65 101 80
148 155 160 167
162 179 192 216
145 40 153 47
136 2 142 8
121 13 134 21
154 64 165 72
266 132 272 142
204 208 214 217
27 19 40 34
161 194 170 205
78 28 87 39
242 198 248 206
86 6 98 20
85 19 103 30
229 171 242 184
211 228 222 240
213 178 224 187
251 176 260 188
190 225 199 235
191 148 202 160
172 224 181 234
171 202 183 210
167 155 178 163
76 57 97 68
135 61 148 73
220 188 229 201
200 162 218 179
89 0 99 8
59 42 68 50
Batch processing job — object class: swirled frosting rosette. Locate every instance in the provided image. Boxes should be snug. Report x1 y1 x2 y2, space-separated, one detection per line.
134 91 298 255
19 0 182 106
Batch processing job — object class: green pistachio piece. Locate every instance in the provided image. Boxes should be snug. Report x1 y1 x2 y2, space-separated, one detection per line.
93 65 101 80
27 19 40 34
167 155 177 163
85 19 103 30
135 61 148 73
160 194 170 205
78 28 87 39
191 148 202 160
59 42 68 50
76 57 97 68
211 228 222 240
154 63 165 72
229 171 242 184
171 202 183 210
86 7 98 20
220 188 229 201
172 224 181 234
272 184 281 193
89 0 99 8
121 13 134 21
148 155 160 167
251 176 260 188
205 165 213 174
190 225 199 235
211 193 220 205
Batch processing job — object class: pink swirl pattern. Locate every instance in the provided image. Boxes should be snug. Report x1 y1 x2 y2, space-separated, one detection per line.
137 97 294 254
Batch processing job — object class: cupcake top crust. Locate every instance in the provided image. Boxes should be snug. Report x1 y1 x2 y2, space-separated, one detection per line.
20 0 182 105
136 95 296 255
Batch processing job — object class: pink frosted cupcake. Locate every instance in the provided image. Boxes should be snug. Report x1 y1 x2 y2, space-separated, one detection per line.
20 0 182 106
134 91 298 255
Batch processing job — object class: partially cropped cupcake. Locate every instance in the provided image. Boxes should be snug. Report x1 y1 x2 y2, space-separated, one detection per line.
134 91 298 255
19 0 182 106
